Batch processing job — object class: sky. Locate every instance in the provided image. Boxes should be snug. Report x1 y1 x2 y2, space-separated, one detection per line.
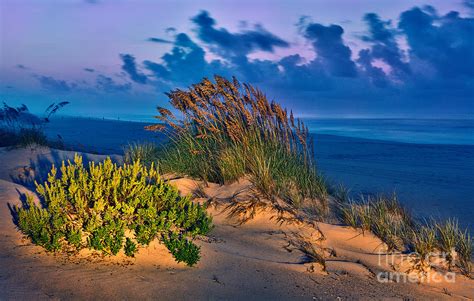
0 0 473 119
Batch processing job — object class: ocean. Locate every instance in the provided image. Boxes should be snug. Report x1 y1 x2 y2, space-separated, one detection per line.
305 118 474 145
44 117 474 232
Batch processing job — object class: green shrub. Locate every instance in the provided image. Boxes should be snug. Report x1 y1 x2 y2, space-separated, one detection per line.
15 154 212 266
124 238 138 257
17 194 59 251
66 227 82 249
163 233 201 266
88 219 125 255
146 76 327 213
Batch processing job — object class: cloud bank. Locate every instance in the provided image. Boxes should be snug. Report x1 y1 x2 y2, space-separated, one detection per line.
115 6 472 117
19 4 473 117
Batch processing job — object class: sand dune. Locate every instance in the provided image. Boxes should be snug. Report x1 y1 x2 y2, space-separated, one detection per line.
0 147 472 300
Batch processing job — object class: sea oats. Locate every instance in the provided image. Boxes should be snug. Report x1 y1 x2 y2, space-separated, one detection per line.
146 76 326 212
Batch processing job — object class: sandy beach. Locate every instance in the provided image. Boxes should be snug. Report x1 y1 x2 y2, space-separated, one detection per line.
1 146 473 300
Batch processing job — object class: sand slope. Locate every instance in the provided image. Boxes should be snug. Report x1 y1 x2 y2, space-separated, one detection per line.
0 147 472 300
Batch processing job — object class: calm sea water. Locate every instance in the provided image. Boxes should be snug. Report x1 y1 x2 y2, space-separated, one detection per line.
304 118 474 145
107 115 474 145
45 117 474 232
302 118 473 232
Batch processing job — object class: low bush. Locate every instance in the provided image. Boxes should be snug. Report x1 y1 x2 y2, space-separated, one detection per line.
15 154 212 266
163 233 201 266
124 237 138 257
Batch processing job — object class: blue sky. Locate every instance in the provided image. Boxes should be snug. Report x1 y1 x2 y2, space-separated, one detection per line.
0 0 473 118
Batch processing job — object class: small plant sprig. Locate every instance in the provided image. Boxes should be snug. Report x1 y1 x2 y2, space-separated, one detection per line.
163 233 201 266
124 238 138 257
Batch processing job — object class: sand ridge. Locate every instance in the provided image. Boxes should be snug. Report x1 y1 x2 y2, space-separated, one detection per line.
0 147 472 300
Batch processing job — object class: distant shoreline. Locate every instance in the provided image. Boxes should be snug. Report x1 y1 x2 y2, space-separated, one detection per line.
50 115 474 146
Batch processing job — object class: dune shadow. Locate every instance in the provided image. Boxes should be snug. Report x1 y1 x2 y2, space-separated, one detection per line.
6 189 28 226
9 149 117 190
8 150 120 224
7 188 32 227
9 149 65 190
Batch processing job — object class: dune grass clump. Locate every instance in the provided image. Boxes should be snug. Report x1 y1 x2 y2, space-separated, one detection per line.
435 219 460 264
15 128 49 147
435 219 472 275
123 142 160 168
411 225 437 264
0 101 69 148
338 194 413 251
339 200 359 229
15 154 212 266
146 76 327 212
369 196 414 250
455 230 473 276
337 193 472 276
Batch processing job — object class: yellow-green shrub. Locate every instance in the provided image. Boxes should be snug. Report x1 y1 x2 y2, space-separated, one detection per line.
15 154 212 266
